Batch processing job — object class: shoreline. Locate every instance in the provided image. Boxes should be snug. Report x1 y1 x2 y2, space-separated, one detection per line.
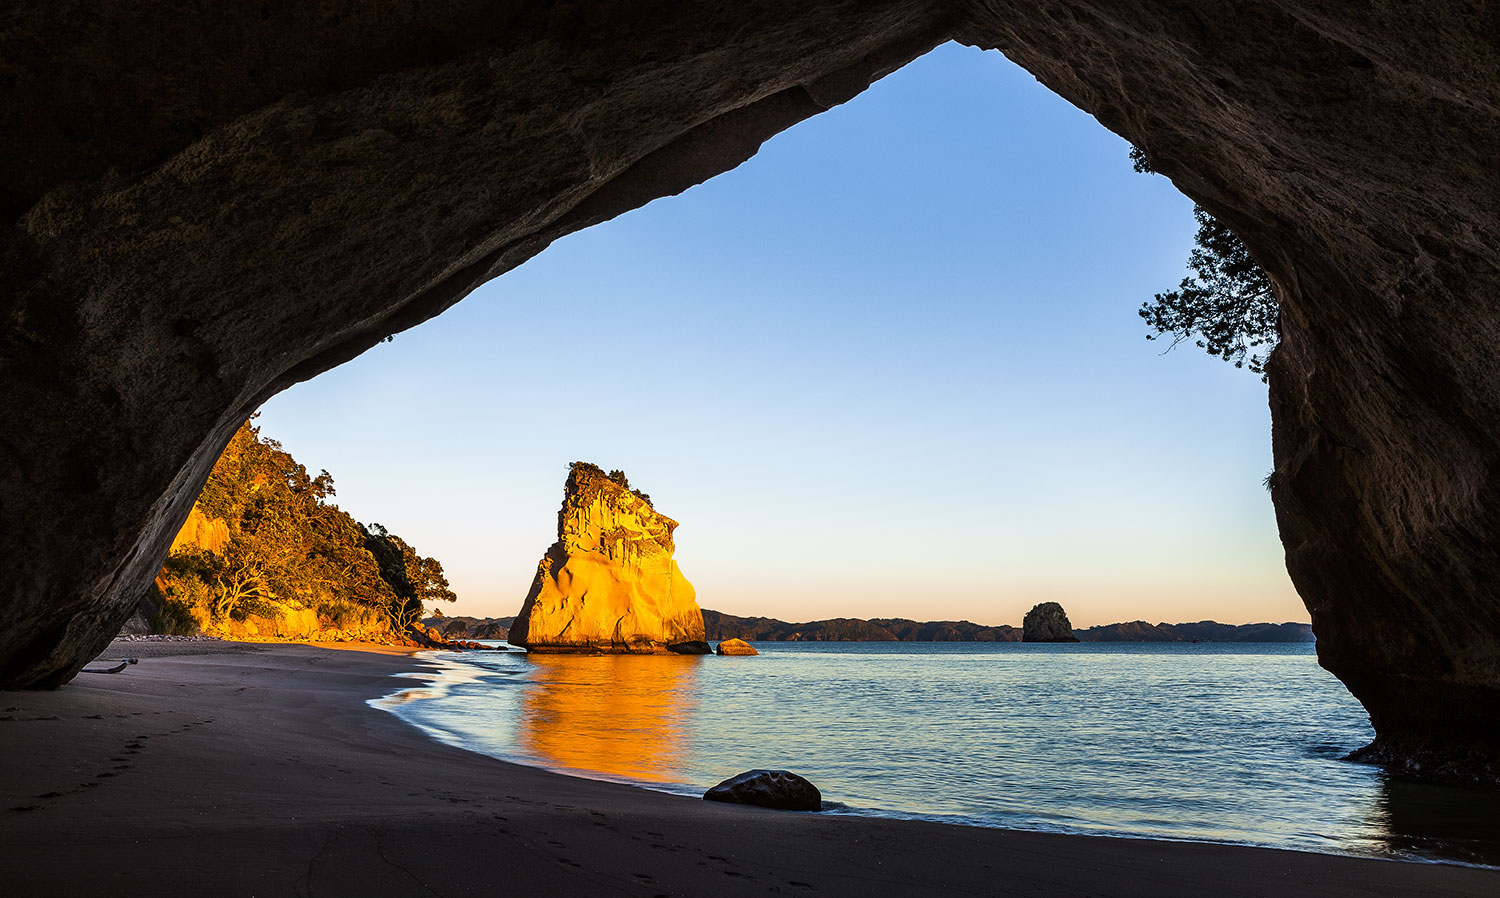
1 642 1495 897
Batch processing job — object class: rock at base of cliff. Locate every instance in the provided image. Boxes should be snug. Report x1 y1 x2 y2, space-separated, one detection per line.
716 638 758 656
704 770 821 811
1346 732 1500 787
668 640 712 654
1023 601 1078 642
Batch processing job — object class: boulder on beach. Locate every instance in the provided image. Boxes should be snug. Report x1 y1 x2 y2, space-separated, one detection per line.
715 638 758 656
1023 602 1078 642
704 770 822 811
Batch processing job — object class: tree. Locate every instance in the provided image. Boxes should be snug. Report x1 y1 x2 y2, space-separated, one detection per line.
365 523 457 607
209 541 273 618
1132 147 1280 380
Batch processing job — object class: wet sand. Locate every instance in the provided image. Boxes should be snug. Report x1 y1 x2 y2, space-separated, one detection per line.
1 641 1496 897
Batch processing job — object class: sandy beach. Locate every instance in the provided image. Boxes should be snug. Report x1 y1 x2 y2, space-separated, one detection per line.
2 641 1495 898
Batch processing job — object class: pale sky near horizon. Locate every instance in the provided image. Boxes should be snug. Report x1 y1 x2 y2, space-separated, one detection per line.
256 41 1306 629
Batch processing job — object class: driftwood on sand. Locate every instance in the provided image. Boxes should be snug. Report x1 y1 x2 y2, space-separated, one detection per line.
81 658 138 674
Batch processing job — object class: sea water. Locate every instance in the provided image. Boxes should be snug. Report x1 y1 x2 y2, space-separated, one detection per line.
373 641 1500 865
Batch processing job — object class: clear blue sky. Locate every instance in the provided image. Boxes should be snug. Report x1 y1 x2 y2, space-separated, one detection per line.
258 42 1303 628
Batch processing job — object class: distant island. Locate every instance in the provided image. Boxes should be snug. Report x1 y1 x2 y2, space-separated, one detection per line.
701 610 1313 643
424 610 1312 644
424 613 515 641
1077 620 1313 643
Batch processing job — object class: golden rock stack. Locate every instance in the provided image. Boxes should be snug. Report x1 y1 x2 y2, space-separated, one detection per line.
510 463 709 654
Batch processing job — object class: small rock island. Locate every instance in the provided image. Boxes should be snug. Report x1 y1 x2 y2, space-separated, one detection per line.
509 462 710 654
1023 601 1079 643
715 637 758 656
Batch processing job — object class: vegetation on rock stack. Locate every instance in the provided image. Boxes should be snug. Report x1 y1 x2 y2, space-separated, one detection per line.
152 420 454 640
569 461 654 507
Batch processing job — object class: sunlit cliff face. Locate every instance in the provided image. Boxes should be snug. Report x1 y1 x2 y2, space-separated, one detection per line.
514 653 700 783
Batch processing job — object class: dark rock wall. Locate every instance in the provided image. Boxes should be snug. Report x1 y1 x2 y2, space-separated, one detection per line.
4 2 1500 777
0 1 954 687
956 2 1500 779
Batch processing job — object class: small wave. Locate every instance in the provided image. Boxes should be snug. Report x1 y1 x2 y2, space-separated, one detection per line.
1303 740 1360 760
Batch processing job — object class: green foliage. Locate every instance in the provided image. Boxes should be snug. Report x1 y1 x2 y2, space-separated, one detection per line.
193 422 393 617
155 551 214 629
1131 147 1280 380
363 522 455 633
150 598 199 636
159 418 456 637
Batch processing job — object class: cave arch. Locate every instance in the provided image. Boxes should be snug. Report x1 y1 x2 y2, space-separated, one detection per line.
3 3 1499 781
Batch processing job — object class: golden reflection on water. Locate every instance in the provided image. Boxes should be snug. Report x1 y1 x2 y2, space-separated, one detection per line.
515 654 701 783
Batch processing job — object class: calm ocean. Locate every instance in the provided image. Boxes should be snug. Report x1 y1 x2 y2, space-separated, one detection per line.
373 641 1500 865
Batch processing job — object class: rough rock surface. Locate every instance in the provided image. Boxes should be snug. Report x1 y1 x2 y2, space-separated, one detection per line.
1022 602 1078 643
704 770 822 811
715 638 759 656
166 504 230 557
509 466 709 655
2 2 1500 781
